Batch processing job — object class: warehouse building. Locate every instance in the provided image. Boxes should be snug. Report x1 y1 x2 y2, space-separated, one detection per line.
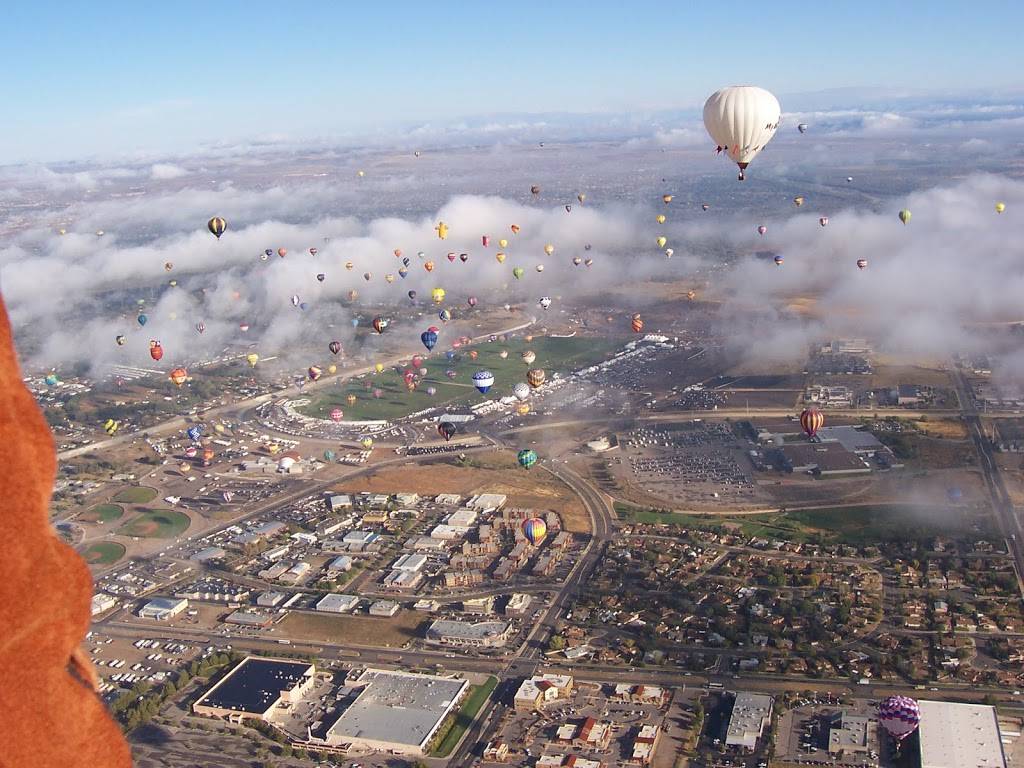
138 597 189 621
725 692 773 751
315 593 359 613
424 619 511 648
324 668 468 755
193 656 316 722
918 700 1006 768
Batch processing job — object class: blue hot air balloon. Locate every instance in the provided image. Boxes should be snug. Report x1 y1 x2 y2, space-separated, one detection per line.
137 313 148 326
186 426 203 442
472 370 495 393
421 328 439 351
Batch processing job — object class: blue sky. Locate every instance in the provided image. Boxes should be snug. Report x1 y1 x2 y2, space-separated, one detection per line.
3 1 1022 163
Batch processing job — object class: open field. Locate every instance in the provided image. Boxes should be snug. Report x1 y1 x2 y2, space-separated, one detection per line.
878 432 977 468
112 486 159 504
341 452 591 532
79 540 126 565
870 363 953 388
298 335 620 421
79 503 124 523
116 507 191 538
432 676 499 757
911 418 969 439
277 610 426 646
616 501 994 543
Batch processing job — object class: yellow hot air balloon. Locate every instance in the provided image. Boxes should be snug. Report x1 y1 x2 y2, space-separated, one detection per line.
499 238 508 248
794 196 805 207
577 192 586 204
655 214 666 224
431 287 446 304
385 273 395 283
898 209 911 225
327 364 337 374
57 227 67 235
374 363 384 374
345 261 354 271
435 221 449 239
246 353 259 367
495 252 506 263
656 236 667 248
357 170 365 177
996 202 1006 213
543 244 555 256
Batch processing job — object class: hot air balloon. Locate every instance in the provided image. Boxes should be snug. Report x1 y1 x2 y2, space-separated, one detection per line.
499 238 509 249
246 353 259 367
195 322 205 334
819 216 829 227
877 696 920 744
398 267 408 278
277 247 288 258
703 86 781 180
186 426 203 442
510 224 521 234
800 408 824 438
240 323 250 332
421 328 439 351
664 249 673 258
996 202 1006 213
327 364 337 375
373 388 383 398
149 340 164 361
307 366 322 381
360 437 374 450
535 264 545 273
116 335 126 346
538 297 552 310
184 445 197 459
584 258 593 267
436 221 449 239
330 408 343 422
201 447 215 466
573 257 583 266
328 341 342 356
347 289 359 302
656 236 667 249
44 373 59 386
662 194 673 204
513 382 530 401
655 214 667 225
291 295 301 307
794 196 805 207
543 244 555 256
438 421 457 442
424 261 435 272
345 261 354 271
856 259 868 270
346 394 357 406
103 419 119 436
457 252 467 263
774 255 784 267
522 350 536 365
522 516 546 542
431 287 446 304
317 272 326 282
565 205 572 213
137 313 147 326
357 170 365 177
372 315 388 334
797 123 808 134
687 290 697 301
472 370 495 393
163 261 173 272
513 267 525 280
702 203 710 211
363 272 372 281
309 246 318 256
208 217 227 239
517 450 539 470
169 368 188 387
527 369 545 389
757 225 767 236
374 362 385 374
385 273 395 283
846 176 853 183
899 209 911 225
631 314 644 333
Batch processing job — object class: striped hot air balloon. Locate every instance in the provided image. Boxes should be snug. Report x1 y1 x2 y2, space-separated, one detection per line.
522 516 546 544
799 408 825 438
207 216 227 239
527 369 545 389
631 314 644 333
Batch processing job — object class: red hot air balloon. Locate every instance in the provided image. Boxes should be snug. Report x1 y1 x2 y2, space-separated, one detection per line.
149 340 164 361
800 408 825 439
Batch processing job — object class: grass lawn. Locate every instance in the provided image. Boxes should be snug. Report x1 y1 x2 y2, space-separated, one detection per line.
116 507 191 538
432 676 499 757
615 502 991 544
298 335 620 421
112 486 159 504
79 503 124 523
79 540 126 565
277 610 426 646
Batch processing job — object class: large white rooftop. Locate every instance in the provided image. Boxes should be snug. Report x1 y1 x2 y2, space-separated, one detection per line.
918 700 1006 768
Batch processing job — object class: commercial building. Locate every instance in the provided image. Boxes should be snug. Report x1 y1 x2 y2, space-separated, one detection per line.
138 597 189 621
391 553 427 572
918 700 1006 768
326 555 353 572
191 546 226 563
342 530 379 546
315 593 359 613
514 674 574 710
279 561 311 583
725 692 773 751
256 591 287 608
828 713 874 757
91 593 117 616
324 669 468 755
505 593 532 616
193 656 316 722
369 599 400 617
779 442 871 476
425 619 511 648
462 596 496 615
382 570 423 590
224 610 272 628
630 724 661 765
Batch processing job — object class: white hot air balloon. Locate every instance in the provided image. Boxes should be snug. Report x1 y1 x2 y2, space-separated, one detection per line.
703 86 781 180
513 382 530 401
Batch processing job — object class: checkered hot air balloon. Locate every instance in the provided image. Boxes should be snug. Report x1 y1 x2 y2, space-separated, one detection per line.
517 449 538 469
877 696 920 743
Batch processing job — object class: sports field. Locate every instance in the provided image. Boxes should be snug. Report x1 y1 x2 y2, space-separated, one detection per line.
112 487 159 504
79 540 126 565
116 507 191 538
79 503 124 523
298 335 621 421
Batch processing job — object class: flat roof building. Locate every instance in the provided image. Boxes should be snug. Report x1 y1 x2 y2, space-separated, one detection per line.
326 555 353 572
324 669 468 755
828 713 874 757
193 656 316 722
138 597 189 621
369 599 400 617
514 674 574 710
391 553 427 572
425 619 510 648
725 692 773 751
918 700 1006 768
316 593 359 613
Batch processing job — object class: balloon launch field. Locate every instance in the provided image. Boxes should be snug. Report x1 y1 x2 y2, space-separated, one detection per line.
297 335 621 422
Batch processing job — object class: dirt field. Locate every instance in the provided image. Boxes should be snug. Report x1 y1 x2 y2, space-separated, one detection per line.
336 452 591 533
870 363 953 387
912 418 969 439
277 610 426 647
